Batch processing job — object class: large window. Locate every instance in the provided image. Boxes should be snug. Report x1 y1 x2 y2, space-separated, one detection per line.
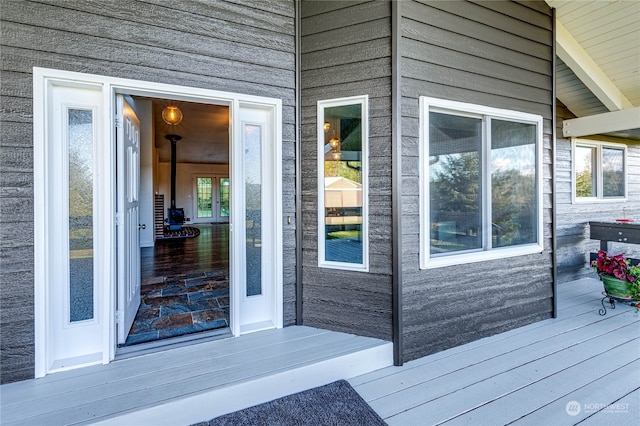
317 96 369 271
573 139 626 202
420 97 543 268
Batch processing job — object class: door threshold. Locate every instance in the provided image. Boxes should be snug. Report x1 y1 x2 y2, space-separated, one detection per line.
115 328 232 360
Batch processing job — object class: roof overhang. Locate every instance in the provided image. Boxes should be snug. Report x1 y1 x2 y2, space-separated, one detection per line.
562 107 640 139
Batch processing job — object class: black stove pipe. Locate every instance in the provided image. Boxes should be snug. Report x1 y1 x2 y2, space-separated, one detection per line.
165 134 182 209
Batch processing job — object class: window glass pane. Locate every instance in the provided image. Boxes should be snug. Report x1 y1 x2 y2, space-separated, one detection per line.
575 145 596 197
323 104 363 264
220 178 230 217
491 120 537 247
429 112 482 254
197 177 213 218
68 109 94 322
602 147 624 197
245 125 262 296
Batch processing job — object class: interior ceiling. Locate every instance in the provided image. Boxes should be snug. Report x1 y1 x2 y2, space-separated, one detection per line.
151 99 229 164
546 0 640 139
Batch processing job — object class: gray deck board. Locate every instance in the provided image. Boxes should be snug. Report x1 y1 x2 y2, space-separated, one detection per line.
0 326 391 425
351 277 640 425
2 278 637 425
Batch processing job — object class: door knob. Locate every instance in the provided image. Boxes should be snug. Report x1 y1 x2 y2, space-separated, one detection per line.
139 224 146 230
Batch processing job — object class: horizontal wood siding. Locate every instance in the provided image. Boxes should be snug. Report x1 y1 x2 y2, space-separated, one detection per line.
0 0 296 383
555 101 640 282
300 0 393 341
399 0 555 362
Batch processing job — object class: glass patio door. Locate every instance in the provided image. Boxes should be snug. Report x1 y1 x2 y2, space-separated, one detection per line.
194 175 229 223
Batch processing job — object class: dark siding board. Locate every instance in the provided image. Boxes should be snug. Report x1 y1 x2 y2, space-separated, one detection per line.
401 18 551 76
403 1 551 60
31 0 295 48
300 0 392 341
302 38 391 72
469 0 553 29
301 17 391 54
300 0 370 18
402 57 551 105
301 1 390 36
421 0 552 45
401 79 552 119
402 38 550 90
399 0 553 362
301 78 392 107
1 70 34 99
2 48 297 106
515 1 553 16
3 23 295 91
302 59 391 89
1 0 296 383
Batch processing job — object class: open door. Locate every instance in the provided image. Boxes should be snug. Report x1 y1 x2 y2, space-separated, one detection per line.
116 95 141 344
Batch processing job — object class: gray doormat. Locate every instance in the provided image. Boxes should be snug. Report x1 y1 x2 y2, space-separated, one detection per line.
194 380 387 426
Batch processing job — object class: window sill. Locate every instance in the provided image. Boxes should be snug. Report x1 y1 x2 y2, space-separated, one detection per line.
572 197 628 204
420 243 544 270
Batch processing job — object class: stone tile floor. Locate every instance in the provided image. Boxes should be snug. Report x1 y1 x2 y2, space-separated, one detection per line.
123 271 229 346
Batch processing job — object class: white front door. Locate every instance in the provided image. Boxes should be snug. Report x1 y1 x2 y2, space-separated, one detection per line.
35 68 283 376
233 104 282 334
116 95 142 344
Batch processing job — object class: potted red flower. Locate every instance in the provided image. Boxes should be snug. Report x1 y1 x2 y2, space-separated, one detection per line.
591 250 640 301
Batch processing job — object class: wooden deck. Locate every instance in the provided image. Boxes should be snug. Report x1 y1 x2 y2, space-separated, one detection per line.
0 327 392 425
1 277 638 425
352 277 640 425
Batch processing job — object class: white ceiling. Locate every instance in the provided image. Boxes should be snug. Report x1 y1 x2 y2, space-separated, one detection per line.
546 0 640 138
150 99 229 164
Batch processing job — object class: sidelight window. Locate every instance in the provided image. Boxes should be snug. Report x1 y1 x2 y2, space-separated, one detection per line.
317 95 369 271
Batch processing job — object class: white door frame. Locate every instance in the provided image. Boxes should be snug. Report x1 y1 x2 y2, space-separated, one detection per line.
34 68 283 376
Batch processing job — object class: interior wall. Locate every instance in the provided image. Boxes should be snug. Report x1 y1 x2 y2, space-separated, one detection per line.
156 162 229 224
136 98 155 247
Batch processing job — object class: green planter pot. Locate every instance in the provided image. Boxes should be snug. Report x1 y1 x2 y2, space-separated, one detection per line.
600 274 636 299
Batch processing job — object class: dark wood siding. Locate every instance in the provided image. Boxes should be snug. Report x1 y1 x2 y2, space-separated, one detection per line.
0 0 296 383
399 1 555 361
300 0 393 340
555 102 640 283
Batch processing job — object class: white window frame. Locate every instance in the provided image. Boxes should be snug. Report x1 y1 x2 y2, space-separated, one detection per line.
571 138 627 203
419 97 544 269
317 95 369 272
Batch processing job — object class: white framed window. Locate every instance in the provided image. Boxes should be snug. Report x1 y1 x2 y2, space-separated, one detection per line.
572 139 627 202
317 95 369 271
419 97 544 269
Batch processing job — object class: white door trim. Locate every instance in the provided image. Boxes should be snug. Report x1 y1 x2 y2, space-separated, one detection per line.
34 67 283 376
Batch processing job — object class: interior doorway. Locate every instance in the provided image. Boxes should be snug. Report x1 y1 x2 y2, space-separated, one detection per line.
117 96 231 348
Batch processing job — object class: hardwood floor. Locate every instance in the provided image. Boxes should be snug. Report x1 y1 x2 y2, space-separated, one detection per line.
141 223 229 279
124 224 230 346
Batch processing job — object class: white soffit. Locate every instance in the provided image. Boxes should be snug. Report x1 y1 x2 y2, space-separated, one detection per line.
556 19 633 112
546 0 640 137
